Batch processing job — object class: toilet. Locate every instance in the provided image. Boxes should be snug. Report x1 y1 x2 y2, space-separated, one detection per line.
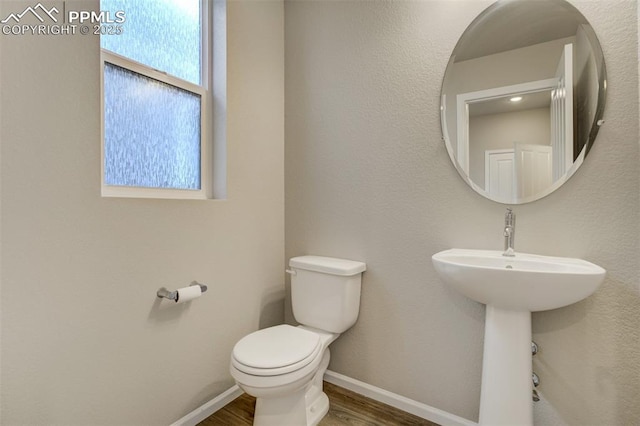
230 255 366 426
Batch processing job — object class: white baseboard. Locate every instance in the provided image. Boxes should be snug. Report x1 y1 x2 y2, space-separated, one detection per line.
324 370 477 426
170 384 243 426
172 372 478 426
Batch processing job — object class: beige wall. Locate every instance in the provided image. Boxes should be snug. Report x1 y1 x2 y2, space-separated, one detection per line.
285 0 639 424
0 0 284 424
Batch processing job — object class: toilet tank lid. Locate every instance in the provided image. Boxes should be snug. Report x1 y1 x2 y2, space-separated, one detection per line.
289 256 366 276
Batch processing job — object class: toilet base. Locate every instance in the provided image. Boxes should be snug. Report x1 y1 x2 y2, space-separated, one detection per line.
305 348 331 426
253 349 331 426
306 390 329 426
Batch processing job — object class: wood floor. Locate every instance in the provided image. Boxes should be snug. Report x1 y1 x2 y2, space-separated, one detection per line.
198 381 439 426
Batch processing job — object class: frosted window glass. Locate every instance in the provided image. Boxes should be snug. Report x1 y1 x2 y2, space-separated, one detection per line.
104 63 201 190
100 0 201 85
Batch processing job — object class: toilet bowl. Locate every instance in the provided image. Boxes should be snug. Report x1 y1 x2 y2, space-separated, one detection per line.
229 256 366 426
230 325 338 426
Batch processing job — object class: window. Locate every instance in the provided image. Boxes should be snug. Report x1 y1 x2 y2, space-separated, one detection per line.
100 0 211 198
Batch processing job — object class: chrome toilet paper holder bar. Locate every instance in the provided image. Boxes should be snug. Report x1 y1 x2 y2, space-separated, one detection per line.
157 281 208 301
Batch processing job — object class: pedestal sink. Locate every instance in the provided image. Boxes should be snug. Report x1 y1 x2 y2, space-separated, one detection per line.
432 249 606 426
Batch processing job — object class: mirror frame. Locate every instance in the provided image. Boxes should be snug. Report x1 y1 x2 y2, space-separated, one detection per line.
440 0 607 204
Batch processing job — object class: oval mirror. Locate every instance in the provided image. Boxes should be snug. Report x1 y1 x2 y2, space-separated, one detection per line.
440 0 606 204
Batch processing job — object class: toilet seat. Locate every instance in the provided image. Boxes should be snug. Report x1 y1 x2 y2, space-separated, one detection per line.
232 325 322 376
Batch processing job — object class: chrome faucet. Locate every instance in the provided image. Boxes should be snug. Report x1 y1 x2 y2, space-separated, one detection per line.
503 208 515 257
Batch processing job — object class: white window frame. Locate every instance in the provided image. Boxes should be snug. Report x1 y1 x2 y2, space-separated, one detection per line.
100 0 212 199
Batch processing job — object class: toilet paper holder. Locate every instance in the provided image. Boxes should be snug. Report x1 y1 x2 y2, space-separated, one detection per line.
157 281 208 302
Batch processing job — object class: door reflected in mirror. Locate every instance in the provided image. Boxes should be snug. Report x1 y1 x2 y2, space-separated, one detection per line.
440 0 606 204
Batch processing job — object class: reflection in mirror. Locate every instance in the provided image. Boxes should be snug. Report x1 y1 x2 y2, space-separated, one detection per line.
440 0 606 204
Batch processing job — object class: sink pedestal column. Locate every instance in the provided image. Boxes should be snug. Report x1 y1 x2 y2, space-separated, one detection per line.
479 306 533 426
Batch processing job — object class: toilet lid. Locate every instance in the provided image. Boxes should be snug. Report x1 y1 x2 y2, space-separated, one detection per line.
232 325 321 375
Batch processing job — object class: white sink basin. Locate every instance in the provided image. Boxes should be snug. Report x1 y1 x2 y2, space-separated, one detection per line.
432 248 606 425
432 248 606 312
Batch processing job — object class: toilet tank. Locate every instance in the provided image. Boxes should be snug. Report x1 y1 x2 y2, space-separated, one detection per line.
289 256 366 333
